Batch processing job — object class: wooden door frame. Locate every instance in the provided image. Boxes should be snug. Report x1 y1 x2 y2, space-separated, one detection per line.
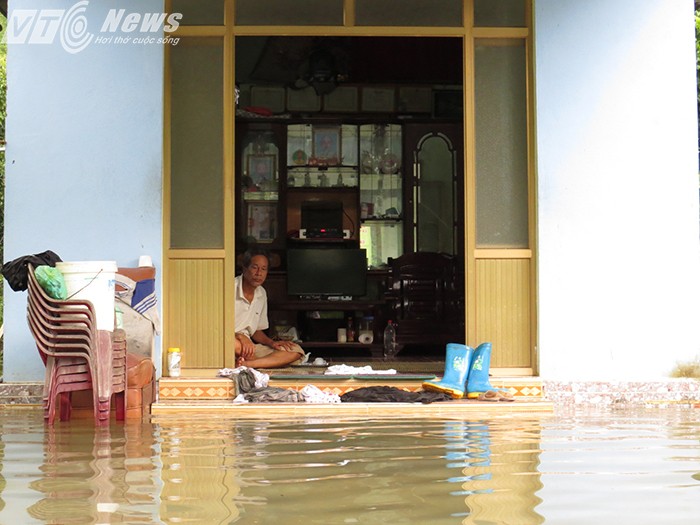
163 0 537 374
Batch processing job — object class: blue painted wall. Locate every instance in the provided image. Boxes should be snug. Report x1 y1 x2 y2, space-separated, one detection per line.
4 0 165 381
5 0 700 382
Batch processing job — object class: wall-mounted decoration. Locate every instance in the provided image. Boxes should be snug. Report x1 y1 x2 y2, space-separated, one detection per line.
247 203 277 243
311 126 341 165
250 86 286 113
361 87 396 112
432 89 463 119
286 86 322 112
247 154 276 189
398 86 432 113
323 86 359 112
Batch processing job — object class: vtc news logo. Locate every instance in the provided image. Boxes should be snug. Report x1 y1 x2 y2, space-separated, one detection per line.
6 1 182 54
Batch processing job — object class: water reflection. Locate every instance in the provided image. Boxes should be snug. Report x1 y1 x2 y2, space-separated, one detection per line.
157 417 545 524
4 417 162 523
444 421 544 524
0 410 697 524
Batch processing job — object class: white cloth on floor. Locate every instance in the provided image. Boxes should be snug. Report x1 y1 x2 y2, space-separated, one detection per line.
325 365 397 375
300 384 341 404
233 394 249 403
218 366 269 388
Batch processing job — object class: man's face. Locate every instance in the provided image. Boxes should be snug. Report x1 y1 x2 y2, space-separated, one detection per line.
243 255 268 288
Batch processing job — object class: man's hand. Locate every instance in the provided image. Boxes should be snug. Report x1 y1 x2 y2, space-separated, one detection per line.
271 340 296 352
236 334 256 358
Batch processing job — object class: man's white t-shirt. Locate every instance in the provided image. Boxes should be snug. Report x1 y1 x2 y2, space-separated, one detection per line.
234 274 268 338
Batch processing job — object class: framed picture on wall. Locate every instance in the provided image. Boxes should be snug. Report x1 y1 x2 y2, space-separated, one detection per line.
247 202 277 243
361 86 396 112
312 126 341 164
248 154 276 188
432 89 463 119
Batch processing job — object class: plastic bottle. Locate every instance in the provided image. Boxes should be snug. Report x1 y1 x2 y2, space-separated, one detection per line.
346 316 356 343
383 320 397 359
167 347 181 377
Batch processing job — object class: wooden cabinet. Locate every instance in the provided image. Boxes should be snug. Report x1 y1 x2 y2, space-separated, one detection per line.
265 270 390 357
386 252 465 353
236 123 286 252
285 123 361 241
402 123 463 257
236 120 405 265
235 119 465 357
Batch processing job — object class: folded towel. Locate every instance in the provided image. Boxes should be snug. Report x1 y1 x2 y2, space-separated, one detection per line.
325 364 397 375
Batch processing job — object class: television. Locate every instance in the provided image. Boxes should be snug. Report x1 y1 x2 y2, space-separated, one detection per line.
301 200 343 231
287 248 367 298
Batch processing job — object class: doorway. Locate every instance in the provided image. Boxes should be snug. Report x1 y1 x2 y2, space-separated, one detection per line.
234 36 466 358
165 10 536 373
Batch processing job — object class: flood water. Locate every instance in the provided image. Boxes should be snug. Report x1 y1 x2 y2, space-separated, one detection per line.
0 408 698 524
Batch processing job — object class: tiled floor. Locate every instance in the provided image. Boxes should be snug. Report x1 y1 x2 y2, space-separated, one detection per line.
158 357 542 401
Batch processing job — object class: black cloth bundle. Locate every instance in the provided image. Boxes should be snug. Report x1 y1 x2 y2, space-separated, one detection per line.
340 386 453 404
1 250 62 291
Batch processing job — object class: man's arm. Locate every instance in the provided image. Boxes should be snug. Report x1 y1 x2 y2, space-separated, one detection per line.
251 330 297 351
235 332 256 358
251 330 274 347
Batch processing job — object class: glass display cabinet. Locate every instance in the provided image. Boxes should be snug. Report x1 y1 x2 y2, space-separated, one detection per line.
403 123 462 256
359 124 403 268
286 123 359 188
285 123 360 240
238 124 283 248
236 120 407 268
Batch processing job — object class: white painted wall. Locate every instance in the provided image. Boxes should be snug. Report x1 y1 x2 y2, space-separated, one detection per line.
4 0 165 381
535 0 700 379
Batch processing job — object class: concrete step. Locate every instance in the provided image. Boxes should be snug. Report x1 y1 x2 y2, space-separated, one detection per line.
157 374 545 402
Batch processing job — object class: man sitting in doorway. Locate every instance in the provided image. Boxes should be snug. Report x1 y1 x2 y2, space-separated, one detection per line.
235 248 306 368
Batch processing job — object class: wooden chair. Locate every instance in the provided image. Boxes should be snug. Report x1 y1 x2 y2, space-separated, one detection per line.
385 252 465 355
26 265 126 424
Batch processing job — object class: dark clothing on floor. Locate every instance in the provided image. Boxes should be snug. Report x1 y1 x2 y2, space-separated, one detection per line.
340 386 453 404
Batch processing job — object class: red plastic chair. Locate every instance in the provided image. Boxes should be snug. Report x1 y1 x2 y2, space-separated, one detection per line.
26 265 126 424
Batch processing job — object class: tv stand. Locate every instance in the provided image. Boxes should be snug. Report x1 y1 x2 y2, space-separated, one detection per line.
296 295 353 301
266 270 390 357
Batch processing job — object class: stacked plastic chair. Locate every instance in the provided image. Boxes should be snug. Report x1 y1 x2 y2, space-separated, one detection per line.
26 265 126 424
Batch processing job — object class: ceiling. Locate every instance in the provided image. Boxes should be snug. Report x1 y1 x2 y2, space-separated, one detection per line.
236 36 463 88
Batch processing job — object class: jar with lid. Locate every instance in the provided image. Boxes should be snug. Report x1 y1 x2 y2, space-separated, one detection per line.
167 347 182 377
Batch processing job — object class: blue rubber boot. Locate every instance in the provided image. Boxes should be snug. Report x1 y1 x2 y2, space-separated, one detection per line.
422 343 473 399
466 342 498 399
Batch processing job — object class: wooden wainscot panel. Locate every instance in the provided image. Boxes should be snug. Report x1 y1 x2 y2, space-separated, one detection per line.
167 259 225 368
475 259 531 368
